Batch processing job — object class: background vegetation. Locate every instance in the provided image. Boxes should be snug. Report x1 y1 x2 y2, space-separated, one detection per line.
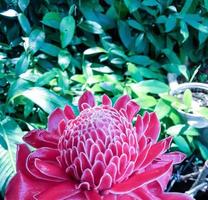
0 0 208 198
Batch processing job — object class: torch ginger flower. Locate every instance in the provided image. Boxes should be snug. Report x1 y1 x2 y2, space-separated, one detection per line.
6 91 193 200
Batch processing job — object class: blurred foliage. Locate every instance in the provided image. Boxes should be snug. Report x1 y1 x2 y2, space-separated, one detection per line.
1 0 208 197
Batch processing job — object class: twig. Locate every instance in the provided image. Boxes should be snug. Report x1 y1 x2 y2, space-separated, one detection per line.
191 160 208 188
180 171 201 181
186 182 207 196
185 160 208 197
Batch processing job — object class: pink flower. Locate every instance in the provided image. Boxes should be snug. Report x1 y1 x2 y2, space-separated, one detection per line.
6 91 193 200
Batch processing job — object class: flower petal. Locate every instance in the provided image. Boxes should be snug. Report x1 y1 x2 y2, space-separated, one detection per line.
144 112 160 143
139 137 170 169
23 130 58 149
133 187 160 200
158 192 194 200
64 105 76 120
26 147 64 182
16 144 31 173
114 95 130 111
111 162 172 194
159 152 186 164
85 190 101 200
78 91 95 111
48 108 65 132
126 101 140 121
36 181 84 200
102 94 112 106
5 172 57 200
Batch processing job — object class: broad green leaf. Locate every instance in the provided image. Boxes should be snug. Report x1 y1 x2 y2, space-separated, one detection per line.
180 0 193 15
195 107 208 119
184 15 208 33
197 141 208 160
154 99 171 119
7 79 32 101
15 52 30 76
165 16 177 32
18 13 31 34
29 29 45 54
71 75 86 84
35 70 57 86
204 0 208 12
124 0 140 13
167 124 199 136
163 48 181 64
58 50 71 70
118 20 132 49
60 16 75 48
180 21 189 42
40 42 60 57
127 63 142 81
21 87 68 113
42 12 61 29
0 9 18 17
135 80 169 94
78 20 103 34
84 47 107 55
183 89 192 108
18 0 30 12
0 117 24 194
174 135 192 156
136 95 157 108
128 55 152 66
127 19 144 31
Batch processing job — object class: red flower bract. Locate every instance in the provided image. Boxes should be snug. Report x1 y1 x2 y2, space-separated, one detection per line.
6 91 193 200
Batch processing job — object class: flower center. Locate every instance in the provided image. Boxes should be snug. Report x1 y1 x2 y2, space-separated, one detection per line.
58 105 139 191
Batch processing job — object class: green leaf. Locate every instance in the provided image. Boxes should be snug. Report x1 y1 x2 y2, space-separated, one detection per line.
127 20 144 31
15 52 30 76
118 20 132 49
29 29 45 54
195 107 208 119
154 99 171 119
183 89 192 108
174 135 192 156
0 117 24 194
58 50 71 70
18 13 31 34
184 15 208 33
137 80 169 94
18 0 30 12
180 21 189 42
137 95 157 108
124 0 140 12
78 20 104 34
180 0 194 15
40 42 60 57
197 141 208 160
128 55 152 66
0 9 18 17
35 70 57 86
21 87 68 113
42 12 61 29
165 16 177 32
204 0 208 12
60 16 75 48
127 63 142 81
84 47 107 55
167 124 199 136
